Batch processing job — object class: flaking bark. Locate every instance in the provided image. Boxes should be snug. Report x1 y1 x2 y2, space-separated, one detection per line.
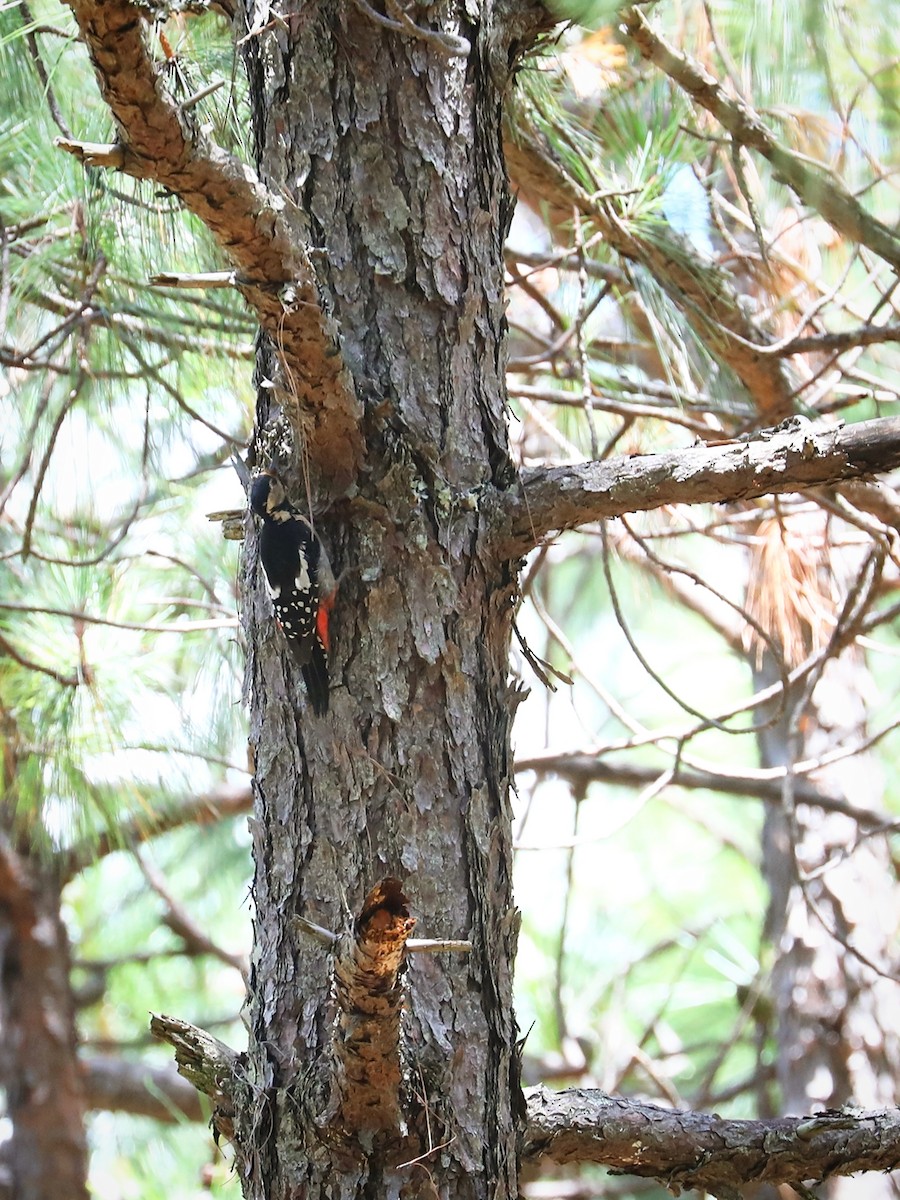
235 5 536 1197
497 416 900 555
149 1012 239 1141
523 1085 900 1198
99 1037 900 1197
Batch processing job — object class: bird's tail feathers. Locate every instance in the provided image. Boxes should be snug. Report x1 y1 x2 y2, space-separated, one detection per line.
301 640 329 716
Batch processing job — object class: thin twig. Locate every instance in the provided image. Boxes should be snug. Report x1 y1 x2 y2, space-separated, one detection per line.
20 1 73 139
0 600 238 634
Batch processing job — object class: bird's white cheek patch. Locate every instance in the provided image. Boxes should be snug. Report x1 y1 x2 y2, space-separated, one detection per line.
265 577 281 600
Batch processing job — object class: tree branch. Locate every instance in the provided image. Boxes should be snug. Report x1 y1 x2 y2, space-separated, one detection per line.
523 1085 900 1198
770 321 900 356
621 6 900 274
503 98 796 422
81 1054 205 1122
14 278 254 362
149 1012 239 1140
0 630 79 688
108 1051 900 1199
59 783 252 883
514 752 888 828
60 0 363 493
137 852 248 979
495 416 900 556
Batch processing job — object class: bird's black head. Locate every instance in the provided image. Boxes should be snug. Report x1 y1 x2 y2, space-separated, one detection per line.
249 472 271 517
249 471 288 518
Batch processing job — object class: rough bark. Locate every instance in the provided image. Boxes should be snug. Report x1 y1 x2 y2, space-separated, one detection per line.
497 416 900 555
233 4 545 1198
0 837 88 1200
149 1012 238 1140
126 1031 900 1197
523 1086 900 1198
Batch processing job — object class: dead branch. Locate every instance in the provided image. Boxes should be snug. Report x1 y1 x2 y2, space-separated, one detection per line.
148 270 236 289
294 913 469 954
514 752 888 827
523 1085 900 1198
99 1040 900 1200
496 416 900 556
149 1012 239 1140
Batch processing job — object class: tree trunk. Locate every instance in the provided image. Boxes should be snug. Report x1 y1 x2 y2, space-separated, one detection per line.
756 629 900 1197
0 839 88 1200
235 6 546 1197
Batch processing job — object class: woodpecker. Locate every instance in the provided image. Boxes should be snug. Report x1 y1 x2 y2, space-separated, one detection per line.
249 471 334 715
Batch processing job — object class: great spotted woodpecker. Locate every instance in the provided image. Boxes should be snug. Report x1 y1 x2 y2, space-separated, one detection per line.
249 471 334 715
